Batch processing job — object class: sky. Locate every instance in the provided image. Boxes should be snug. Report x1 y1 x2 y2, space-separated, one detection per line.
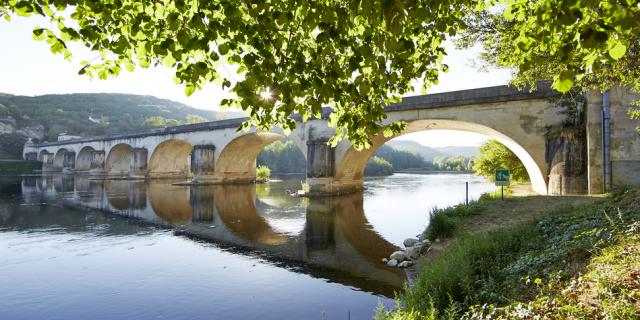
0 15 512 147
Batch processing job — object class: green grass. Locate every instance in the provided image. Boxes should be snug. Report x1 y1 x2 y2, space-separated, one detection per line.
379 188 640 319
0 160 41 174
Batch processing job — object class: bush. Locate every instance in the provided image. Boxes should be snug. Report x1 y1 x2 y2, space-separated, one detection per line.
364 156 394 176
256 165 271 182
425 208 458 241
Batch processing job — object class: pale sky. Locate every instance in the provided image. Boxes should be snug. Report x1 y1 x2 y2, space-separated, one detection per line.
0 15 511 147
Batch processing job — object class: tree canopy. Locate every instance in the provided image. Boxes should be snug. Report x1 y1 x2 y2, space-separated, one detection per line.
3 0 480 148
4 0 639 146
473 139 528 183
458 1 640 93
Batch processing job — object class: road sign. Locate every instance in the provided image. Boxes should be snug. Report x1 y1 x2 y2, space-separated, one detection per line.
495 169 510 186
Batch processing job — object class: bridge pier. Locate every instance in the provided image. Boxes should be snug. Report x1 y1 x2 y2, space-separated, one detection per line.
89 150 107 176
41 152 55 172
129 148 148 179
304 139 345 196
61 151 76 174
190 145 216 183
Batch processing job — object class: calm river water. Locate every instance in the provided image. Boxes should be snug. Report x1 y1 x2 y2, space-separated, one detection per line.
0 173 493 320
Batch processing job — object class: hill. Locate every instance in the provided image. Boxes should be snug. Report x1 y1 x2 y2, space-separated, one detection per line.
386 140 478 160
0 93 243 158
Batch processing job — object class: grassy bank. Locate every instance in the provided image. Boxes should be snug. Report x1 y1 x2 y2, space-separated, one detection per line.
377 189 639 319
0 160 41 174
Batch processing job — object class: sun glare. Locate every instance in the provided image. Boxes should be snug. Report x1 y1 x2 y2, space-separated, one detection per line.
260 87 272 100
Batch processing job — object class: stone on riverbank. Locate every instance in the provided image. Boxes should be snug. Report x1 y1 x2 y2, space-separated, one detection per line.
398 261 414 268
390 251 407 262
403 238 420 247
386 259 398 267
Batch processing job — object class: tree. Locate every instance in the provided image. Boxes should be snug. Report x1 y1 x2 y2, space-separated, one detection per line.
364 156 394 176
185 114 208 124
473 139 528 183
2 0 477 148
457 1 640 93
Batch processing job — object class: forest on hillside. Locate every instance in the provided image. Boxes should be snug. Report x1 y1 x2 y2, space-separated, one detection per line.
257 141 475 177
0 93 241 158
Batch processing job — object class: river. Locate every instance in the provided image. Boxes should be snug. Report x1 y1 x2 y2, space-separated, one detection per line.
0 173 494 320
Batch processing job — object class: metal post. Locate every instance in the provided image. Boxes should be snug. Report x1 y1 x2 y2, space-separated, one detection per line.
501 185 504 200
465 181 469 206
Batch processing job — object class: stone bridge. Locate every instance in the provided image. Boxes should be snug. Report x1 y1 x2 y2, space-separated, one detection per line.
23 85 640 195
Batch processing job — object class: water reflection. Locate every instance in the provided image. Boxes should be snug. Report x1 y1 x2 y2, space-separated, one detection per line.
13 175 405 296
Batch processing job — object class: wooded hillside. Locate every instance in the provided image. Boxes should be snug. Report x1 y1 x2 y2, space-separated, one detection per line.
0 93 241 158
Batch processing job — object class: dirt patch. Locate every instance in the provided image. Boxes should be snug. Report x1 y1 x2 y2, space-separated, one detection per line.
462 195 600 235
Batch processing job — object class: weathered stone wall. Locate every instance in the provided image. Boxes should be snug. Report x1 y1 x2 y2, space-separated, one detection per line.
609 88 640 188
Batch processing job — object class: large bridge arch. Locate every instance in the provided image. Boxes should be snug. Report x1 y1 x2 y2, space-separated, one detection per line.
53 148 74 170
214 133 287 183
148 139 193 178
334 119 548 195
75 146 95 171
105 143 133 176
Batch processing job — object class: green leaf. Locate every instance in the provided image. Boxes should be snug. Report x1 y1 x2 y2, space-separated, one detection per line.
553 71 575 93
608 41 626 60
185 83 195 96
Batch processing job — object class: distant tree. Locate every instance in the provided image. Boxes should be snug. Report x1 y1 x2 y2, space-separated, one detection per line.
373 145 429 170
141 116 168 128
185 114 208 124
473 139 529 183
141 116 183 128
364 156 394 176
257 140 306 173
0 133 27 159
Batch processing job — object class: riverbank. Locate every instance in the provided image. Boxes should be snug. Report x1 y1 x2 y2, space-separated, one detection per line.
377 188 639 319
0 160 40 175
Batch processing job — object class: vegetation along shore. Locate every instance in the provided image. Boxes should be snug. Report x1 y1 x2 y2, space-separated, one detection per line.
376 188 639 319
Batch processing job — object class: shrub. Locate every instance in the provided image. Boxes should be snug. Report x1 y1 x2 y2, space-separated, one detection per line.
425 208 458 241
256 165 271 182
365 156 394 176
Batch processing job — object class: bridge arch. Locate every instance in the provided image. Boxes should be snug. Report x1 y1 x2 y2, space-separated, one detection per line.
148 139 193 178
53 148 73 170
215 133 287 182
75 146 95 171
38 149 50 161
335 119 547 194
106 143 133 176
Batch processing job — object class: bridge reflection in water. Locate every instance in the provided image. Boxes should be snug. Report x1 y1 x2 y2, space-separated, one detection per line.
19 176 405 297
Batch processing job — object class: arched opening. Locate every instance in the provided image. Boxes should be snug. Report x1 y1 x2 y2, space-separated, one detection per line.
53 148 72 170
106 144 133 176
75 146 95 171
38 150 49 161
335 119 547 194
256 138 307 175
148 140 193 178
215 133 286 182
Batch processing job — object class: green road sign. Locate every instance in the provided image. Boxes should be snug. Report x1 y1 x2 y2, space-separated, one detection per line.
495 169 510 186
